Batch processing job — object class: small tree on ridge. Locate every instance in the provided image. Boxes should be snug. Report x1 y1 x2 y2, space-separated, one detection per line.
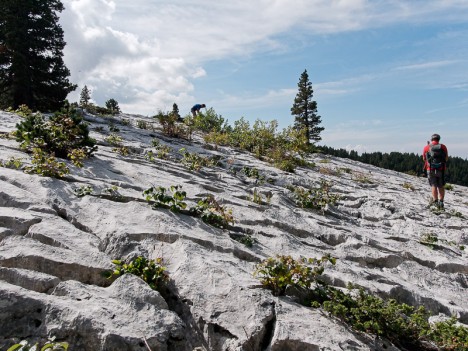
291 69 324 145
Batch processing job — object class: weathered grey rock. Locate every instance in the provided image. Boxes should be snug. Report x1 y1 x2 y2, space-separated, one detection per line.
0 110 467 350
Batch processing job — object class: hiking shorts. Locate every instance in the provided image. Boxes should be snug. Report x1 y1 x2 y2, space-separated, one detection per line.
428 169 445 188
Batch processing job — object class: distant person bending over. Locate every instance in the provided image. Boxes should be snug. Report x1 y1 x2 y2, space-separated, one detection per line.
191 104 206 117
422 133 448 209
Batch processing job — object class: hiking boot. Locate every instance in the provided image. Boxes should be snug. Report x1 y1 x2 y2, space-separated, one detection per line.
438 200 444 210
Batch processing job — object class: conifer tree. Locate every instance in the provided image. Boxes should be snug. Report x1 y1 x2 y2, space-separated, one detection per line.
0 0 76 111
291 69 324 144
79 86 91 108
171 103 180 120
105 98 120 115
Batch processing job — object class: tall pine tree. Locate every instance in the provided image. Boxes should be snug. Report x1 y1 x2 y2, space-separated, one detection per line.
291 69 324 144
0 0 76 111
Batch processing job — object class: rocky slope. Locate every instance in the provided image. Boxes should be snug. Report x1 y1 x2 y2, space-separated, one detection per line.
0 110 467 351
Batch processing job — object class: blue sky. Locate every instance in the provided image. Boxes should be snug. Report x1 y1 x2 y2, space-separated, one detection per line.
60 1 468 158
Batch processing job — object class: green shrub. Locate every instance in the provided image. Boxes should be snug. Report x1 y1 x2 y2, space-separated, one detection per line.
234 234 255 247
15 106 96 160
254 254 335 297
6 337 68 351
402 182 415 191
1 156 23 169
24 148 69 178
179 148 219 171
444 183 454 191
321 286 429 348
192 108 227 133
424 317 468 351
73 185 93 197
107 256 168 292
136 120 149 129
191 195 234 228
293 180 340 210
143 185 187 211
105 133 122 146
155 110 188 138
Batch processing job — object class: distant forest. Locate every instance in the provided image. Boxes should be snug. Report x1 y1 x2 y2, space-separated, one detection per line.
319 146 468 187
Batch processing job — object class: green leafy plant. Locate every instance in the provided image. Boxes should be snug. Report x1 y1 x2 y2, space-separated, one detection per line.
254 254 336 296
15 107 96 160
293 180 340 210
102 185 123 201
7 336 68 351
402 182 415 191
1 156 23 169
136 120 149 129
24 148 69 178
107 256 168 291
248 188 264 205
113 146 130 156
320 285 429 349
444 183 454 191
179 148 219 171
352 172 373 184
191 195 234 228
234 234 255 247
419 232 439 249
105 133 122 146
143 185 187 211
73 185 93 197
423 317 468 351
155 110 188 138
108 121 120 132
191 107 227 133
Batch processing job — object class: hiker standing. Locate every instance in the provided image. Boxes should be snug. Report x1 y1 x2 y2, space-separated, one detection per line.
191 104 206 117
422 134 448 209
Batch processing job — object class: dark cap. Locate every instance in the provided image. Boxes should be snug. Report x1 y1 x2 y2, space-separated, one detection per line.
431 134 441 141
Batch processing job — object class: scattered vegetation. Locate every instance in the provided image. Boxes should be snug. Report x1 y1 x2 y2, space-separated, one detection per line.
6 336 68 351
154 110 189 139
444 183 454 191
142 185 234 228
292 180 340 210
143 185 187 211
254 254 335 297
136 119 149 130
234 234 255 247
254 256 468 351
419 232 465 251
102 185 124 201
106 256 168 292
352 172 373 184
1 156 23 169
191 195 234 228
402 182 415 191
179 148 219 171
24 148 69 178
73 185 93 197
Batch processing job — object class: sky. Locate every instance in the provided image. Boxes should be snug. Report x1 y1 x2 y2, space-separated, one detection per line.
59 0 468 159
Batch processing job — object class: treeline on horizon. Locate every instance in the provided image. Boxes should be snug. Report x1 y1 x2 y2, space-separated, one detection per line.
318 145 468 187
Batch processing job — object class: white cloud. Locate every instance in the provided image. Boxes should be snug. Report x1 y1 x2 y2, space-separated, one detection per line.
395 60 458 71
59 0 468 115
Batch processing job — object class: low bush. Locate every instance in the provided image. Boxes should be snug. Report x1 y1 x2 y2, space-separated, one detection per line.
6 337 68 351
15 106 96 160
1 156 23 170
191 194 234 228
293 180 340 210
179 148 219 171
24 148 69 178
143 185 187 211
107 256 168 292
254 254 335 296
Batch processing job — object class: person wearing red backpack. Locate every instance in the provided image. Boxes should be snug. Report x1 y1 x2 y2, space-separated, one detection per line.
422 134 448 209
